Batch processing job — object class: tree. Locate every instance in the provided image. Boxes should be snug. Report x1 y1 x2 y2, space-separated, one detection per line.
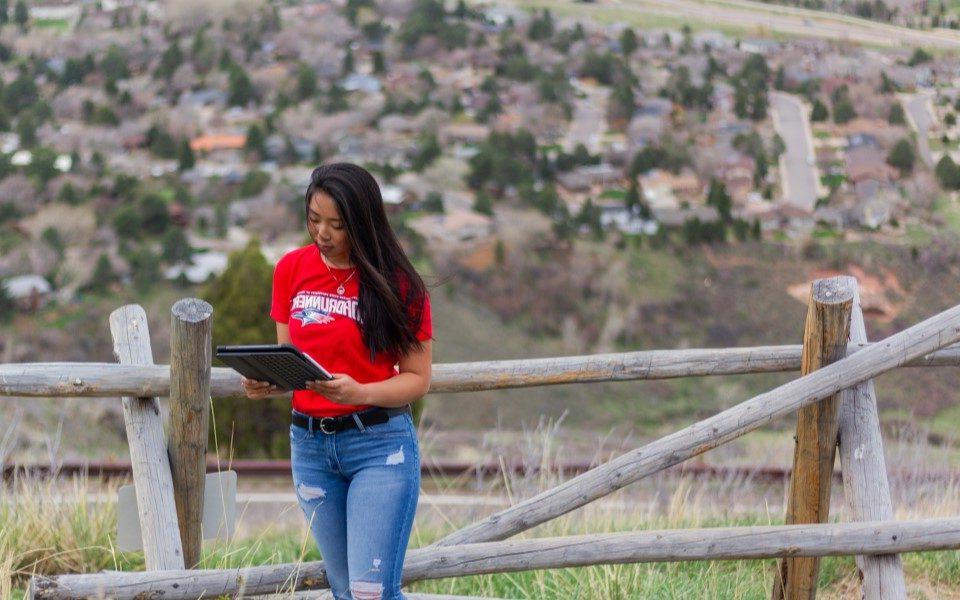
58 182 81 205
886 138 916 175
0 0 8 25
411 133 441 172
733 54 770 121
341 47 354 75
576 198 604 239
27 147 58 190
811 98 829 121
473 191 493 215
936 155 960 189
0 279 15 323
140 192 171 235
16 113 36 148
245 123 266 159
13 0 27 30
908 47 932 66
202 239 291 457
620 27 638 55
879 71 897 94
833 95 856 124
774 66 786 90
161 227 192 264
372 50 386 74
888 102 906 125
101 45 130 79
155 40 183 80
705 178 732 222
422 191 444 213
295 63 316 100
3 74 38 115
82 253 117 294
227 65 257 106
146 123 177 158
41 226 65 258
178 139 195 171
527 8 554 41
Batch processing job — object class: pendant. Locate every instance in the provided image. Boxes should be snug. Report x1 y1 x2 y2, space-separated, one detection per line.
337 285 345 295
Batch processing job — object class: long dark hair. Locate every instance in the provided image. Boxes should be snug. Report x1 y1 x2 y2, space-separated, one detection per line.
304 163 428 359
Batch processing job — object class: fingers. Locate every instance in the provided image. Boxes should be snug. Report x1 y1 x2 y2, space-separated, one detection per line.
240 377 281 399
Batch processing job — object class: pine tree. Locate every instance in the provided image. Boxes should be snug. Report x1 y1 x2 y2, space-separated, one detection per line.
178 139 195 171
706 178 732 223
161 227 192 264
810 98 828 121
0 278 15 323
85 253 117 294
13 0 27 30
888 102 906 125
202 240 291 457
887 138 916 175
245 123 266 159
620 27 638 56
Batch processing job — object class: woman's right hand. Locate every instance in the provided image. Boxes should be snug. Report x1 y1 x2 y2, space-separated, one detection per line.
240 377 282 399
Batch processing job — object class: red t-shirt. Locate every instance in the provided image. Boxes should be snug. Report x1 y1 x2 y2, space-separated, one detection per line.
270 244 432 417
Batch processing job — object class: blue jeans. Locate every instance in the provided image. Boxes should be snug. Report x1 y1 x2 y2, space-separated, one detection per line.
290 409 420 600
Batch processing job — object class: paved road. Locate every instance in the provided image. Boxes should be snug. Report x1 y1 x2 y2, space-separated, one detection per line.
519 0 960 50
771 92 819 212
905 92 936 168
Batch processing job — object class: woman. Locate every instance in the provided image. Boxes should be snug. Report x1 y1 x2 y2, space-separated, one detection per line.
241 162 432 600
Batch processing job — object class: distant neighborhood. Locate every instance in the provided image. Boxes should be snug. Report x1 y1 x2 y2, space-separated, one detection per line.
2 0 960 320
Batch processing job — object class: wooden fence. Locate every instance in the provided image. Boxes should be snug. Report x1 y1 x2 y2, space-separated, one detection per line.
4 276 960 599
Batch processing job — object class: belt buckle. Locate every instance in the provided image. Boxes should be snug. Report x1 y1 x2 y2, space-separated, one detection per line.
318 417 337 435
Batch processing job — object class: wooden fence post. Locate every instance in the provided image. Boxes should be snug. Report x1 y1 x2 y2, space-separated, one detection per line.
109 305 185 570
168 299 213 569
773 276 854 600
837 286 907 599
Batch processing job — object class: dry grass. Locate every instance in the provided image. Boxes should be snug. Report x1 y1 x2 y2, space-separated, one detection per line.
3 417 960 598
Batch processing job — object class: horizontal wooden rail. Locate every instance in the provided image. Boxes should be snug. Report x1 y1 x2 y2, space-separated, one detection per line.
3 342 960 398
433 300 960 546
30 518 960 599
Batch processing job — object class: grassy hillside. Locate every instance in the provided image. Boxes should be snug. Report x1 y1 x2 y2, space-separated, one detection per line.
3 238 960 462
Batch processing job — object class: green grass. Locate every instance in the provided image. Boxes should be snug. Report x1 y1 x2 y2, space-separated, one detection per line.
600 188 627 201
930 136 960 152
493 0 758 38
32 18 70 32
929 403 960 442
932 194 960 234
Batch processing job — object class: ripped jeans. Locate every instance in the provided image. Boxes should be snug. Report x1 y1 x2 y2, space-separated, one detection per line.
290 408 420 600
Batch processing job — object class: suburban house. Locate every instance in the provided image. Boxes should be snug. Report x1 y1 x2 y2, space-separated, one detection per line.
2 274 53 312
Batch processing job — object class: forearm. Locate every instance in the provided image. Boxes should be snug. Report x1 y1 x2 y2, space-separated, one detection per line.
362 372 430 408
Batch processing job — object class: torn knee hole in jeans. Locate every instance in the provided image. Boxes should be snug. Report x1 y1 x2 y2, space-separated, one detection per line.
296 482 326 503
350 579 384 600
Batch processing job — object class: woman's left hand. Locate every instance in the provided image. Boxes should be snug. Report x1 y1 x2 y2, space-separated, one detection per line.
306 374 369 405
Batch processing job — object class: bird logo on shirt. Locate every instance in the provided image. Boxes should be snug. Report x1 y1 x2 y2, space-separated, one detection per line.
292 307 335 326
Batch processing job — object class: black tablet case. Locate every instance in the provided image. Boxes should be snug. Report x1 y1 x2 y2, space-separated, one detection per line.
216 344 333 390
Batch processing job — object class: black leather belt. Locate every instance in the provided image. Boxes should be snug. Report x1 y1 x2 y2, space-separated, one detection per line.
292 405 411 435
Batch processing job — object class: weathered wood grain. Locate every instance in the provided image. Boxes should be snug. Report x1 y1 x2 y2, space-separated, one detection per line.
108 305 184 571
433 300 960 547
168 298 213 569
29 518 960 599
3 343 960 399
837 288 907 599
773 277 853 600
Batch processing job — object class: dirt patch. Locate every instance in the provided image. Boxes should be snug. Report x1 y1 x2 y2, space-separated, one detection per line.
787 264 907 322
